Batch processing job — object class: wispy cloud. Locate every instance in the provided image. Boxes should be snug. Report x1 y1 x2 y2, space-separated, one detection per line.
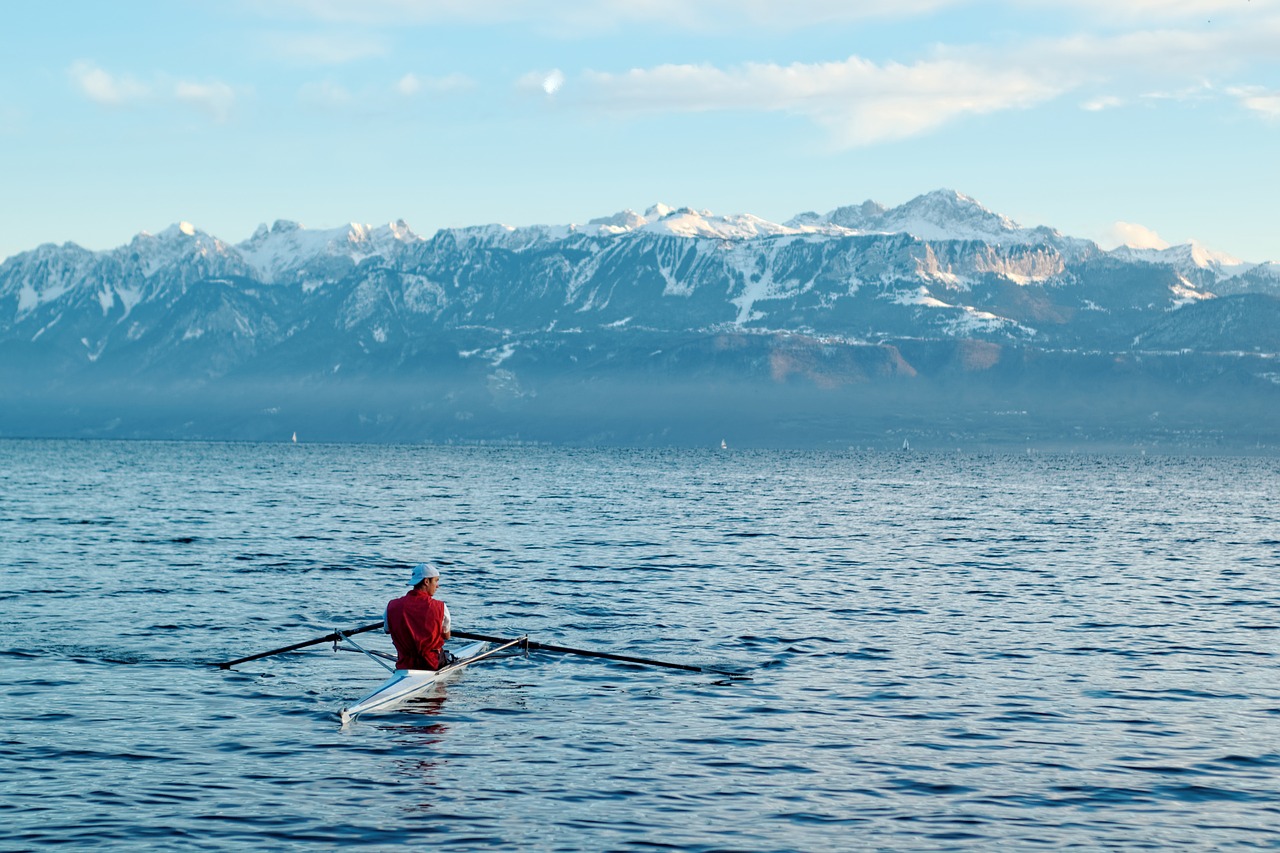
575 57 1064 146
1017 0 1274 23
69 61 150 106
395 72 475 97
1081 95 1125 111
260 32 390 64
540 12 1280 147
175 82 237 122
252 0 953 32
69 61 238 122
254 0 1274 33
1231 86 1280 118
298 72 474 109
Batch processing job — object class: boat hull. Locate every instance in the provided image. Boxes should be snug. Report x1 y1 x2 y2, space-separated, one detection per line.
339 636 525 724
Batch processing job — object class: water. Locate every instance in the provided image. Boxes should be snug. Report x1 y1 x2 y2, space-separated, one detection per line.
1 440 1278 850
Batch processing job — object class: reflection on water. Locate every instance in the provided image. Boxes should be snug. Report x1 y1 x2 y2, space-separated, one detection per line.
0 440 1278 850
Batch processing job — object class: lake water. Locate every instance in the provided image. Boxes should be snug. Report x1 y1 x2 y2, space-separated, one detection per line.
1 439 1278 850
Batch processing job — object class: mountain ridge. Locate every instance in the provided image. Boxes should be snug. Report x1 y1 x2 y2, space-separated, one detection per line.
2 190 1278 448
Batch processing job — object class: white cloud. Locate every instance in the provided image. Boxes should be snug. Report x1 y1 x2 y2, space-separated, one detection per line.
517 69 570 98
1081 95 1124 110
577 56 1064 146
396 74 421 96
175 81 236 122
69 61 237 121
261 32 389 64
396 72 474 97
253 0 953 32
256 0 1273 33
1018 0 1275 23
1104 221 1170 250
1230 86 1280 118
542 70 566 96
543 10 1280 146
69 61 150 106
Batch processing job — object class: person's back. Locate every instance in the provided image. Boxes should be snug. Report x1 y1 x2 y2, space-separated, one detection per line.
384 562 452 670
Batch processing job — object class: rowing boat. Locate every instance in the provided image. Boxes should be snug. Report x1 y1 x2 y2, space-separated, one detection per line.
339 636 525 725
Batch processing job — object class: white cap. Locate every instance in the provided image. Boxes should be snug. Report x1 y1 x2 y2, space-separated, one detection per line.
410 562 440 585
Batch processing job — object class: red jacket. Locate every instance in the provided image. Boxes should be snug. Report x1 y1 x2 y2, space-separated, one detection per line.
385 589 446 670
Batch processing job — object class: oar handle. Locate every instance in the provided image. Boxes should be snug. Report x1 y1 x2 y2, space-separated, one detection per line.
451 630 746 678
214 621 385 669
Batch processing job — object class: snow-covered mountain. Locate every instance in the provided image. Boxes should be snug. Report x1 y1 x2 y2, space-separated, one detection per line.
236 219 421 285
2 190 1277 446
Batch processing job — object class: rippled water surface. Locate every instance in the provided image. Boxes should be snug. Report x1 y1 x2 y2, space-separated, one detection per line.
2 439 1278 850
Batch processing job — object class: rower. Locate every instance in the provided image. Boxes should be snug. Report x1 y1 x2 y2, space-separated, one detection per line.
384 563 455 670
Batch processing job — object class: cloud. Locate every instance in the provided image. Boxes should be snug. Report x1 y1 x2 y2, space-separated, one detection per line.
395 72 474 97
254 0 1270 33
1020 0 1274 23
251 0 954 32
516 69 569 98
69 61 150 106
1104 221 1170 250
175 81 237 122
542 70 566 96
539 9 1280 146
1230 86 1280 118
69 61 238 121
576 56 1064 146
1081 95 1125 110
260 32 390 64
297 72 474 110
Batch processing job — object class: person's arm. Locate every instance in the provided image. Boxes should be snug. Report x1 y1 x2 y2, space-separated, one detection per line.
383 605 391 633
441 602 451 640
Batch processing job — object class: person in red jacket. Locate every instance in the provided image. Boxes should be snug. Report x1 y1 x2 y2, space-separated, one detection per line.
384 562 453 670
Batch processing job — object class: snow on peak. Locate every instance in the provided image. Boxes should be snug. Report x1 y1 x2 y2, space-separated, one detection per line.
344 220 420 248
448 204 806 247
385 218 415 242
789 189 1044 245
588 209 648 233
235 220 423 283
441 191 1061 248
887 189 1028 242
638 207 797 239
1109 240 1249 274
1187 240 1244 268
121 222 238 277
146 221 211 242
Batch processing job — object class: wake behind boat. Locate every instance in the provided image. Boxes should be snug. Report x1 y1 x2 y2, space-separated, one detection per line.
339 636 526 725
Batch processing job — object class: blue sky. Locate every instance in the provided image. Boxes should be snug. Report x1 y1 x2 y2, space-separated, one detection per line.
2 0 1278 262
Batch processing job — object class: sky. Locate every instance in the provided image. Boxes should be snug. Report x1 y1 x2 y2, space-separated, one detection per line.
2 0 1278 263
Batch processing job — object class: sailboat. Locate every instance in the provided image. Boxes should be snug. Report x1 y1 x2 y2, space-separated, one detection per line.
901 438 911 452
291 431 298 444
720 439 728 450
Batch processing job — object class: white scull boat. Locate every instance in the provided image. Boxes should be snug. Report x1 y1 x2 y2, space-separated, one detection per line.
339 636 525 725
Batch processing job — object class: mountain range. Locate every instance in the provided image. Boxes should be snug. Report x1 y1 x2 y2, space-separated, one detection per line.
2 190 1278 449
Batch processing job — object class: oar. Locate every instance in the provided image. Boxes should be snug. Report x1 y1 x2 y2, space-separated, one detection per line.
214 621 385 669
452 630 749 679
